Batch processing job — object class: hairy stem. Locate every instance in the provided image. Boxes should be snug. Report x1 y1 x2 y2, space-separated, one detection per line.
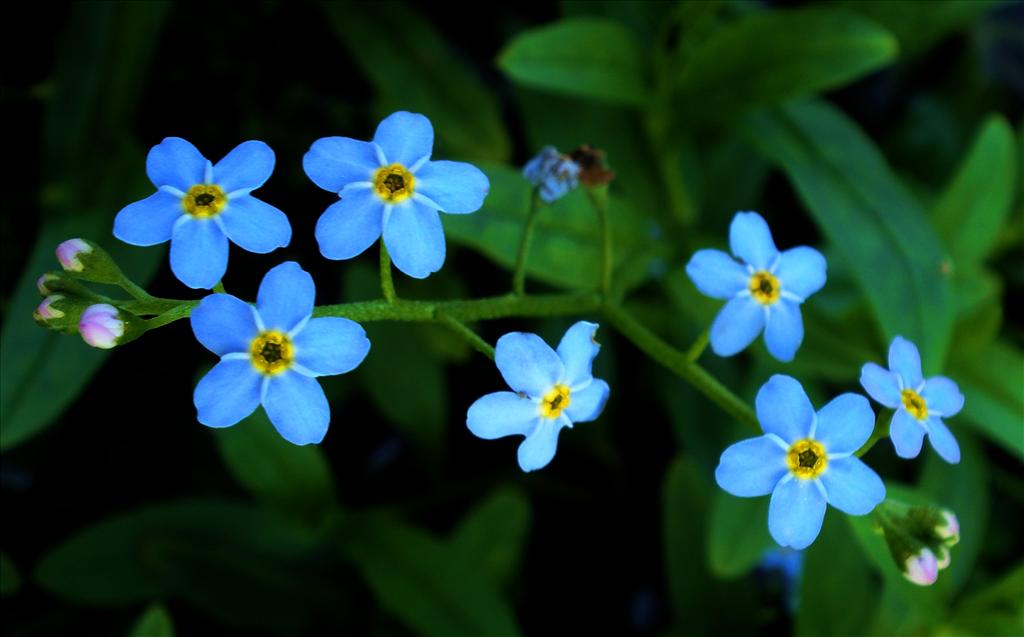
585 187 613 295
380 243 396 303
437 314 495 359
512 190 543 296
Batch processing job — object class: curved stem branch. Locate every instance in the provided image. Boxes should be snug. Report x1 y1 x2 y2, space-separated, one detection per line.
512 190 543 296
437 314 494 359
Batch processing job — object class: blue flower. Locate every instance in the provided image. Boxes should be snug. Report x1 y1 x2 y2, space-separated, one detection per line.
466 321 610 472
190 262 370 445
114 138 291 289
303 111 490 279
860 336 964 463
523 146 580 203
686 212 826 362
715 375 885 549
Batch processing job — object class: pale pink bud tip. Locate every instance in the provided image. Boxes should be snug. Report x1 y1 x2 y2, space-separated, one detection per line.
57 238 92 272
79 303 124 349
936 510 959 543
37 274 57 295
35 295 65 321
903 549 939 586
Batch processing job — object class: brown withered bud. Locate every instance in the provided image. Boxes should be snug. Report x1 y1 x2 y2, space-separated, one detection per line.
570 144 615 186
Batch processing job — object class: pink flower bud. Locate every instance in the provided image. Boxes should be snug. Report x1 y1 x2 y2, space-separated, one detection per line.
903 548 939 586
56 238 92 272
936 510 959 544
34 295 66 321
935 546 951 570
79 304 124 349
37 273 59 295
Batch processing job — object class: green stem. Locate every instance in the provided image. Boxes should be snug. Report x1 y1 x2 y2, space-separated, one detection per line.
602 302 759 432
855 412 891 458
585 187 613 295
380 243 396 303
143 300 200 331
118 275 154 302
213 281 226 294
512 190 543 296
437 314 494 359
685 328 709 363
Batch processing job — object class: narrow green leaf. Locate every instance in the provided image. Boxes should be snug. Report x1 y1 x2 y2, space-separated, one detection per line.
949 339 1024 460
321 1 510 162
449 486 531 589
672 8 898 124
127 603 174 637
742 100 956 373
212 409 337 523
706 489 775 578
0 552 19 596
342 515 521 637
498 18 650 107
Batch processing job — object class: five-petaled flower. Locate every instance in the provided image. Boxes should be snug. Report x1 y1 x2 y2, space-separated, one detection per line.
466 321 610 472
686 212 826 362
715 375 885 549
114 138 292 289
304 111 490 279
190 262 370 445
860 336 964 463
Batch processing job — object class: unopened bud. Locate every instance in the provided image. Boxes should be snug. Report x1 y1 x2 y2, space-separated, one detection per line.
34 295 66 322
36 270 92 297
33 294 91 333
935 510 959 544
78 304 144 349
56 238 123 284
523 146 581 203
903 548 939 586
56 239 91 272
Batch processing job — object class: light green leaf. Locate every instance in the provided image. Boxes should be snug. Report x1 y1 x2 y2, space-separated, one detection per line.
933 115 1018 266
742 100 956 374
449 486 531 590
949 339 1024 460
833 0 996 57
498 18 650 107
127 603 174 637
672 8 897 124
946 562 1024 637
707 488 775 579
0 552 19 596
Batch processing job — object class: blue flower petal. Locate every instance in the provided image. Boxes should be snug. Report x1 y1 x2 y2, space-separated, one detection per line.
820 457 885 515
815 393 874 455
890 409 926 459
466 391 540 439
146 137 207 191
213 140 275 193
565 379 609 423
556 321 600 388
756 375 815 444
293 317 370 376
256 261 315 332
715 435 787 497
685 249 749 299
764 300 803 362
768 477 827 549
729 211 779 270
382 200 445 279
776 246 826 300
194 359 261 428
303 136 379 193
263 372 330 445
921 376 964 417
373 111 433 166
494 331 565 397
889 336 923 389
170 218 229 289
113 191 184 246
191 293 258 356
219 195 291 254
315 187 385 260
926 418 961 464
710 296 764 357
414 160 489 214
517 418 565 472
860 362 901 408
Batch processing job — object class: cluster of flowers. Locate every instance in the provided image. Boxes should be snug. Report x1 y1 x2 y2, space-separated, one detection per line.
684 212 964 580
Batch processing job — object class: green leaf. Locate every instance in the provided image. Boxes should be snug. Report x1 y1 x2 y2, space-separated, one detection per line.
949 339 1024 460
321 1 510 162
498 18 650 107
449 486 531 589
833 0 996 57
706 489 775 578
672 8 897 125
211 409 337 523
443 163 653 290
0 552 20 596
933 115 1018 267
741 100 956 374
35 499 344 631
341 515 521 637
947 562 1024 637
127 603 174 637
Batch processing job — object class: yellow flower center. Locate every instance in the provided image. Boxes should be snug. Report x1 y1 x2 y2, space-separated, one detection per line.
786 439 827 479
749 270 780 305
182 184 227 218
373 163 415 203
539 384 571 419
901 389 928 421
250 330 294 375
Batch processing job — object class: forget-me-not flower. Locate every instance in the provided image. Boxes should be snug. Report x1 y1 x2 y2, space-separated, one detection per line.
114 138 291 289
466 321 610 472
715 375 885 549
686 212 826 362
190 262 370 445
860 336 964 463
523 146 580 203
304 111 489 279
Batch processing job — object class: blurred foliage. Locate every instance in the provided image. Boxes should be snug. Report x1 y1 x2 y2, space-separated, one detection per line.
2 1 1021 636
